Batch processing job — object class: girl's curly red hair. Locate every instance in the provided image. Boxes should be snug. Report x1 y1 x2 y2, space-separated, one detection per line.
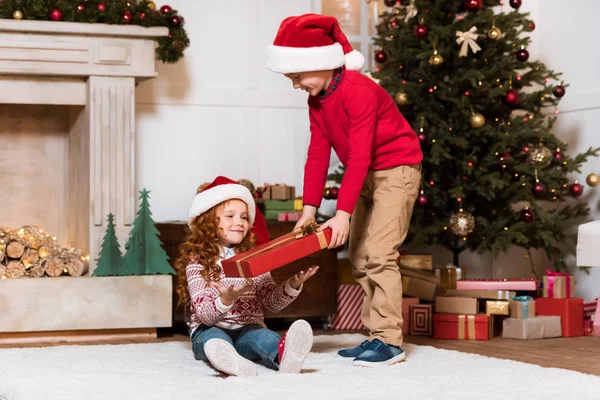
174 200 255 308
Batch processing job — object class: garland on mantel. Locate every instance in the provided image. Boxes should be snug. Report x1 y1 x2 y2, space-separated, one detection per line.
0 0 190 63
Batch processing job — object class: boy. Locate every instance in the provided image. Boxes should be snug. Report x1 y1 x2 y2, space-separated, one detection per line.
266 14 422 367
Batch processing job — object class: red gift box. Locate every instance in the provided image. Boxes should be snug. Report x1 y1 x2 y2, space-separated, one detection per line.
584 320 595 336
584 298 597 320
221 226 332 278
535 298 584 337
433 314 491 340
331 284 366 331
402 297 420 334
410 304 433 336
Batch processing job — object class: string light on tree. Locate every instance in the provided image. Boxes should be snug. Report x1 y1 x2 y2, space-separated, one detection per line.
395 91 409 105
417 190 428 206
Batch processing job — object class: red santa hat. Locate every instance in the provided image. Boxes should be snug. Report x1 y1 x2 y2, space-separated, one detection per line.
266 13 365 74
188 176 270 246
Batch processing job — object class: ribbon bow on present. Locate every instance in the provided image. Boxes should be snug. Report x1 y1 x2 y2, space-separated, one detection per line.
512 295 534 318
403 1 418 22
456 26 481 57
546 269 572 298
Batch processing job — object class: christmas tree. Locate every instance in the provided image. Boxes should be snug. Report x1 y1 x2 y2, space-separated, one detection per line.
92 213 126 277
121 189 175 275
330 0 598 269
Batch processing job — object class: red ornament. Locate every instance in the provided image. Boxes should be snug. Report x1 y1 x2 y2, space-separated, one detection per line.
77 4 85 11
97 3 106 12
418 133 427 142
570 183 584 197
414 25 428 38
516 49 529 62
122 11 133 24
329 186 339 200
527 21 536 31
465 0 483 12
384 0 396 6
140 12 146 19
509 0 522 8
554 151 564 160
505 89 520 106
159 5 172 14
375 50 388 64
253 188 263 199
533 182 546 196
553 85 566 98
168 15 182 28
49 8 63 21
520 208 535 223
417 194 429 206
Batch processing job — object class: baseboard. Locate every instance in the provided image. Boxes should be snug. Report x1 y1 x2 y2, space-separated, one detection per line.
0 328 157 346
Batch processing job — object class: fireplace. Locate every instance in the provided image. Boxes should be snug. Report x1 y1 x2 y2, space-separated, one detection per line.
0 20 172 341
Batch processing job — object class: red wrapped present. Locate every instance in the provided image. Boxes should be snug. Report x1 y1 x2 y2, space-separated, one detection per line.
583 298 597 320
410 304 433 336
278 211 302 222
221 221 332 278
456 278 538 291
535 297 584 337
402 297 420 334
433 314 492 340
543 270 575 299
584 320 595 336
331 284 366 331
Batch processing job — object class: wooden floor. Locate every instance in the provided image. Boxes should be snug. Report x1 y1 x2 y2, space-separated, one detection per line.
2 329 599 376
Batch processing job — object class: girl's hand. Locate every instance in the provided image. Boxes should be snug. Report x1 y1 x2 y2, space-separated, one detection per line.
211 279 254 307
289 266 319 290
319 210 350 249
293 206 317 231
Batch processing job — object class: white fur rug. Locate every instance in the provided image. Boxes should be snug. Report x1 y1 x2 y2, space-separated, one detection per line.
1 334 599 400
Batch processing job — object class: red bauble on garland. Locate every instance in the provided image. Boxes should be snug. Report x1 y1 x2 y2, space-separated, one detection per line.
97 3 106 12
569 183 584 197
515 49 529 62
520 208 535 223
527 21 536 31
509 0 522 9
414 25 428 38
553 85 566 98
465 0 483 12
159 5 172 14
375 50 388 64
122 11 133 24
49 8 63 21
168 15 182 28
505 89 520 106
329 186 339 200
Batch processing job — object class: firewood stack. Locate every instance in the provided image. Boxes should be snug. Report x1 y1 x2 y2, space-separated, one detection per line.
0 226 89 279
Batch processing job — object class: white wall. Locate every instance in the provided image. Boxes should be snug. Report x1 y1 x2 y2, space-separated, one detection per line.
135 0 600 299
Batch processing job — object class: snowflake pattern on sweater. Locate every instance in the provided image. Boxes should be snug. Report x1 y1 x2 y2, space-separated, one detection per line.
186 248 301 332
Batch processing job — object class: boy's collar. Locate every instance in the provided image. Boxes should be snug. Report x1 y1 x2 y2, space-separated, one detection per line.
319 67 345 100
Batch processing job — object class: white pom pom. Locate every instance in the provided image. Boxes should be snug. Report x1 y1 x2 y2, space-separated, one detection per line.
344 50 365 70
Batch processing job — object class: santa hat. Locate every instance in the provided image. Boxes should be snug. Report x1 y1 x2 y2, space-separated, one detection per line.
188 176 270 245
266 13 365 74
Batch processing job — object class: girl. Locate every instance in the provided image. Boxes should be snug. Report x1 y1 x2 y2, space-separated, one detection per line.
175 176 318 377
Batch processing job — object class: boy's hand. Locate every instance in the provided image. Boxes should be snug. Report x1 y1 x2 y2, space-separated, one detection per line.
289 266 319 290
319 211 351 249
211 279 254 307
293 205 317 231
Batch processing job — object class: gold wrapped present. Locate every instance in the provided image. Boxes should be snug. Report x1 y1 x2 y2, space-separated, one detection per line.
485 300 510 316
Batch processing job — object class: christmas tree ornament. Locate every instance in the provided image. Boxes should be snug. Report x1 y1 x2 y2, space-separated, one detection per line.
520 208 535 223
49 8 63 21
12 10 23 20
77 5 85 12
147 1 157 10
470 113 485 128
553 85 566 98
159 5 172 14
418 133 427 142
429 51 444 67
323 184 331 200
403 1 418 22
375 50 388 64
123 11 133 24
456 26 481 57
586 173 600 187
384 0 396 7
505 89 520 106
395 91 409 105
533 181 546 196
253 188 263 199
527 20 535 31
97 3 106 12
527 144 552 168
449 209 475 236
168 15 182 28
465 0 483 12
417 193 428 206
414 24 428 39
329 186 339 199
509 0 522 9
569 182 584 197
554 149 564 160
516 48 529 62
488 26 502 40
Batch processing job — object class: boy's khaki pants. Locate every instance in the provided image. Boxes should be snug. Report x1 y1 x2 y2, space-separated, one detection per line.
348 164 421 347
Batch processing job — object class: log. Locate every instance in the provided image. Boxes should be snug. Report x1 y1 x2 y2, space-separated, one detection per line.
6 241 25 259
42 258 64 277
38 245 52 259
0 251 4 263
66 258 87 277
0 263 6 277
7 260 25 278
25 263 45 278
21 248 40 267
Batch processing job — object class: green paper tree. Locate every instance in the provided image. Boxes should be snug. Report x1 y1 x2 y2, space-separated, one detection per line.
121 188 175 275
92 213 126 277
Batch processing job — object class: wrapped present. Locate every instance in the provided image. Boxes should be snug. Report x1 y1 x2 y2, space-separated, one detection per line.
456 278 538 291
535 297 584 337
402 297 420 334
543 270 575 299
337 258 355 285
485 300 510 316
278 212 302 222
331 284 366 331
583 298 597 320
435 264 464 290
509 296 536 319
444 289 516 300
410 304 433 336
264 199 295 211
502 316 562 340
435 296 478 315
222 221 331 278
261 184 296 200
398 253 433 271
293 198 303 212
584 320 595 336
433 314 492 340
399 265 439 284
402 276 439 302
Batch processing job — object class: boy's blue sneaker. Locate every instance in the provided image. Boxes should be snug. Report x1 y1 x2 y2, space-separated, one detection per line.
337 340 370 358
352 339 406 367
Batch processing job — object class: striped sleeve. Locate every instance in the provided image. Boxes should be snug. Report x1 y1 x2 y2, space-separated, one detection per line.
186 262 229 326
254 273 302 313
